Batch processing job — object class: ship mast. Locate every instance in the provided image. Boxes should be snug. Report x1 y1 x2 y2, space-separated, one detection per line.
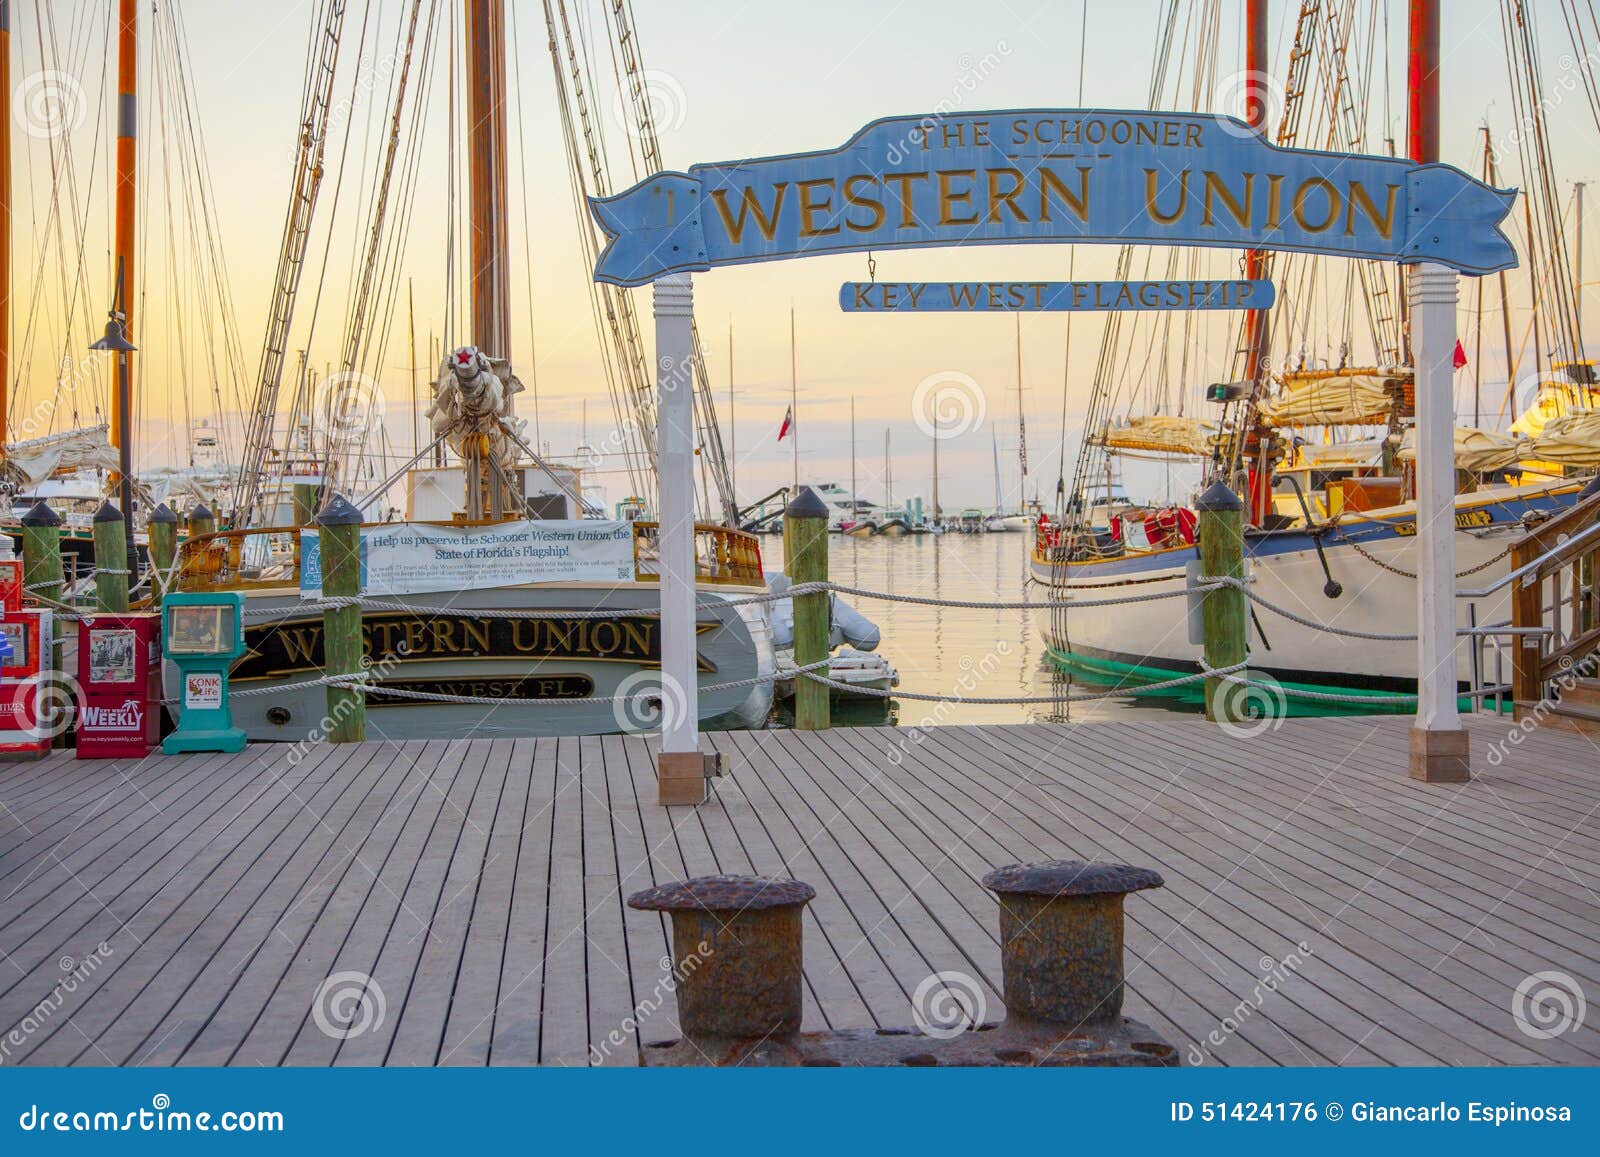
467 0 511 368
1238 0 1268 522
462 0 515 520
0 0 10 449
111 0 137 483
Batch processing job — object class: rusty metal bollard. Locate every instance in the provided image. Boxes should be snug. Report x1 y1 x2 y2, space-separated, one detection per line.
627 875 815 1065
981 859 1163 1027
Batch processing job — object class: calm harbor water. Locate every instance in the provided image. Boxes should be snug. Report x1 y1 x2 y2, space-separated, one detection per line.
762 530 1192 727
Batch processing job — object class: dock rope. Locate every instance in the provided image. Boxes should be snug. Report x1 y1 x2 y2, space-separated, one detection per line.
1195 575 1547 643
203 658 837 708
240 581 1196 622
797 661 1246 705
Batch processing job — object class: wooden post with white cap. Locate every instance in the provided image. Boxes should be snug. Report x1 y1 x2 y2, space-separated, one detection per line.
653 272 706 805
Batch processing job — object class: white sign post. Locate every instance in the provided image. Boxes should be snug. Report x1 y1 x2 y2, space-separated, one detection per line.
653 272 706 805
1409 262 1470 782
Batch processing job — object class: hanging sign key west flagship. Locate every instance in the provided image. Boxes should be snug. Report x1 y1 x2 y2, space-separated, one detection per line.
838 278 1274 312
588 109 1516 286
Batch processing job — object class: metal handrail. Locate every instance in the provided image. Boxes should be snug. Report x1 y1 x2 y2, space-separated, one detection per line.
1458 518 1600 598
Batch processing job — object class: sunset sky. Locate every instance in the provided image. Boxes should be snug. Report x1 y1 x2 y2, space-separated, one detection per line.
5 0 1591 512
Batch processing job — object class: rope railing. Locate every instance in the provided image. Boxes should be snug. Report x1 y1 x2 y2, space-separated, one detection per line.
193 658 838 709
239 580 1199 622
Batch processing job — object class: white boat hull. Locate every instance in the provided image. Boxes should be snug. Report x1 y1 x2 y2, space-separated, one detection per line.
168 582 775 741
1034 482 1580 703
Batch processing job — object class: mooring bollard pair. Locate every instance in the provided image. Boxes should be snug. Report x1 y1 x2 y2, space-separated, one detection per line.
627 859 1178 1066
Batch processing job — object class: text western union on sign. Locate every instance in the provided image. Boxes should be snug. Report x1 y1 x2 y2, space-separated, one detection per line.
589 110 1516 287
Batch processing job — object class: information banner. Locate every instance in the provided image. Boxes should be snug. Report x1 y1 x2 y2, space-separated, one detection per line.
840 278 1274 312
298 520 636 599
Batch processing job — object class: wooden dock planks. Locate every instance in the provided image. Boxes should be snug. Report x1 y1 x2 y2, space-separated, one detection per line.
0 714 1594 1067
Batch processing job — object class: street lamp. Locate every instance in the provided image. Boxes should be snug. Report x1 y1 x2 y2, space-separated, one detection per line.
90 310 138 583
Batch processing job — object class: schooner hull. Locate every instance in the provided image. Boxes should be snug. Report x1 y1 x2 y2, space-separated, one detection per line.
167 582 775 741
1037 482 1579 708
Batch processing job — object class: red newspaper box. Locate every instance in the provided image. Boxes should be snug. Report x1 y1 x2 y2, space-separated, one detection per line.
0 559 23 612
76 612 162 759
0 609 52 760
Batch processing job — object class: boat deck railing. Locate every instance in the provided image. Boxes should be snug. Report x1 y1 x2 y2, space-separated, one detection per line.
1506 488 1600 706
174 520 766 593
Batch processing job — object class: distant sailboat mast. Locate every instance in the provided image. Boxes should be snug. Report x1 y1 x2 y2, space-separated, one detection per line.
884 428 893 513
850 397 857 518
789 306 798 493
992 432 1003 516
1015 313 1029 510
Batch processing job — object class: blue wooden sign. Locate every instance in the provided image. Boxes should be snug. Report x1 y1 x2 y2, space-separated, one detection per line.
589 109 1516 287
840 279 1275 312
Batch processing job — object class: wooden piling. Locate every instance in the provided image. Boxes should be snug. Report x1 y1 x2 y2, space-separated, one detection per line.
146 503 178 607
1196 482 1248 724
785 486 830 731
20 501 64 611
317 495 365 743
187 502 216 539
293 483 319 528
92 501 130 613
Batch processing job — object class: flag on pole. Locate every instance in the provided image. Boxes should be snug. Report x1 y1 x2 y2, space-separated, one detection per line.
1452 339 1469 370
778 405 794 441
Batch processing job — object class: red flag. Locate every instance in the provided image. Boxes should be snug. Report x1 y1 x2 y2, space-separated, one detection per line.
1452 339 1468 370
778 405 794 441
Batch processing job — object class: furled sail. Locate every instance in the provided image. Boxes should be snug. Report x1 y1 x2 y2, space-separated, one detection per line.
1258 370 1409 427
1396 426 1528 473
0 425 121 489
1529 412 1600 467
1100 415 1218 457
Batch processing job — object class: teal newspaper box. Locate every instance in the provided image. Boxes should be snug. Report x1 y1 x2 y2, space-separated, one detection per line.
162 590 247 754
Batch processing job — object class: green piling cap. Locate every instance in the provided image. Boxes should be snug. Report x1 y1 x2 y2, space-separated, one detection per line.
189 503 215 523
1193 482 1244 513
149 503 179 524
20 501 62 528
316 494 363 525
93 500 125 524
785 486 829 520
